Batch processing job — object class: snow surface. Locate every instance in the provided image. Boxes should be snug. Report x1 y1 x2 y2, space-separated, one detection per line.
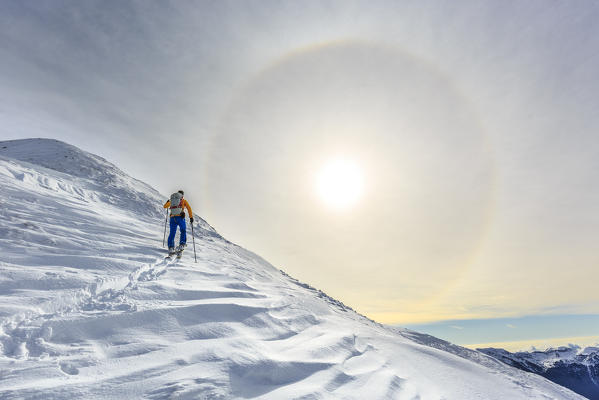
0 139 584 399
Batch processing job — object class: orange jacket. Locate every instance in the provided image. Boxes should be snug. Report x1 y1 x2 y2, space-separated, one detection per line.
163 198 193 218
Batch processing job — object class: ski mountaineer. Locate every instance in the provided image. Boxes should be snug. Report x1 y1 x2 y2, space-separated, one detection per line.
163 190 193 257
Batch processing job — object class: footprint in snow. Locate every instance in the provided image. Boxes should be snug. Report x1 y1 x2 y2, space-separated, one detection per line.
59 361 79 375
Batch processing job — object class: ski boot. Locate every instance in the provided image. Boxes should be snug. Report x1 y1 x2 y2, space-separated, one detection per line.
176 243 186 259
167 247 176 259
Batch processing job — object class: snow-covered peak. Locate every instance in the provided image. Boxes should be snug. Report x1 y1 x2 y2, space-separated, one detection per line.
479 346 599 399
511 345 595 368
581 346 599 356
0 138 162 217
1 138 125 183
0 138 218 236
480 345 599 368
528 346 581 367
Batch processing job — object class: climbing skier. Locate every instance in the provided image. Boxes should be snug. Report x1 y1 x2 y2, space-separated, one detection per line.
163 190 193 257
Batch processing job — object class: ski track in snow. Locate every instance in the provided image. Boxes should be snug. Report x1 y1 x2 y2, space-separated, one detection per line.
0 139 585 399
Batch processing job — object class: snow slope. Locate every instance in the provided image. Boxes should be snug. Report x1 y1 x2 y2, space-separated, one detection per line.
0 139 583 399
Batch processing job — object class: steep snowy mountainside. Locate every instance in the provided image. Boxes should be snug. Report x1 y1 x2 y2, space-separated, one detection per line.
0 139 584 399
1 138 162 218
479 345 599 399
2 138 134 182
0 138 218 231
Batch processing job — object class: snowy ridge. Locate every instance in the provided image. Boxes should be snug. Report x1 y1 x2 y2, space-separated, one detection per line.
0 138 219 235
0 139 584 399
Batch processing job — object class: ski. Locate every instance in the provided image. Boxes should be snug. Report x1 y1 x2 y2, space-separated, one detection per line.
165 245 185 260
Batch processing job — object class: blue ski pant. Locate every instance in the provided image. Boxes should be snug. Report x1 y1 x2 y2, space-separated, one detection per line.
167 215 187 248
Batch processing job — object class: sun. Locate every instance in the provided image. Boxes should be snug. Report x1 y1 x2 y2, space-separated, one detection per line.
315 158 364 210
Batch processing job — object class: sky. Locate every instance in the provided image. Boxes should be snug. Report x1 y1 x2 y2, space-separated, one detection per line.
406 314 599 352
1 0 599 348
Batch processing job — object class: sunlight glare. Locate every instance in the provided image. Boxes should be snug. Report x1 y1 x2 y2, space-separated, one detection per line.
316 159 364 210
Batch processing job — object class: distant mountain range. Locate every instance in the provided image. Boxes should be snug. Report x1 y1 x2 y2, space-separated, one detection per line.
479 346 599 399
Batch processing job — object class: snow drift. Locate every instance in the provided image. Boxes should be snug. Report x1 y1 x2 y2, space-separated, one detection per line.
0 139 583 399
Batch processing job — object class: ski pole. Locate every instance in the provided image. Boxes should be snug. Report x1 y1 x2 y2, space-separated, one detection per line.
162 209 168 248
191 219 197 263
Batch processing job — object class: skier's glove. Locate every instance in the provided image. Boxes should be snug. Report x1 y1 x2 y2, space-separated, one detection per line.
190 217 194 223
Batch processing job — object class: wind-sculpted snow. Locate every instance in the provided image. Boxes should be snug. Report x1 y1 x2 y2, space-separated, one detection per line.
0 139 584 399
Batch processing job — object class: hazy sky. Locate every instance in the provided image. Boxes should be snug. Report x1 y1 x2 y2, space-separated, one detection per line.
406 314 599 352
2 1 599 338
